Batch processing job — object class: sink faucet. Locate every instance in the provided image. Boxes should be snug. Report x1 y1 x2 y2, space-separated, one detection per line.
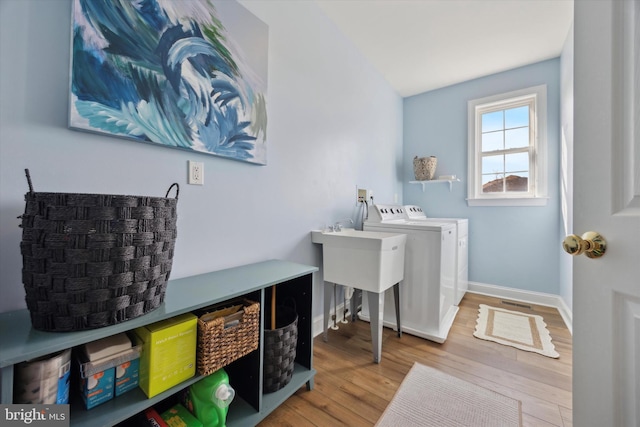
334 218 354 232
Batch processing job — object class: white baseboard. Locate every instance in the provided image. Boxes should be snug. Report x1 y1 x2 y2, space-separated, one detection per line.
312 283 574 337
467 281 573 335
313 302 349 338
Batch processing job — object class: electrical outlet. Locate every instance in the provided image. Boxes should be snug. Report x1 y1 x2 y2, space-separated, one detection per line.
357 189 367 203
188 161 204 185
357 188 370 204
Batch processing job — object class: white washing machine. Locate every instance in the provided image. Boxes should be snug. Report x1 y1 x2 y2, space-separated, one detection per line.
403 205 468 306
361 204 457 343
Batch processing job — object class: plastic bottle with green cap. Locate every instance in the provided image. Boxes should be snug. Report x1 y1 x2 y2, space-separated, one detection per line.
187 369 235 427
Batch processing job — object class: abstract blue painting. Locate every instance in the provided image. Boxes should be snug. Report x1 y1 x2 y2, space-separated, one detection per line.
70 0 268 165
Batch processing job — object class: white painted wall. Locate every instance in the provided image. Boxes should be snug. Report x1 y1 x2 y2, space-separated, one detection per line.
0 0 403 319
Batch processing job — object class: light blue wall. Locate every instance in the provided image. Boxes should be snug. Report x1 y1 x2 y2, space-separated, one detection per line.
403 59 561 294
0 0 403 317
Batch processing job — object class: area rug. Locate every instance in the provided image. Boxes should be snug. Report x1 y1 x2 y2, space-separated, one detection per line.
376 362 522 427
473 304 559 358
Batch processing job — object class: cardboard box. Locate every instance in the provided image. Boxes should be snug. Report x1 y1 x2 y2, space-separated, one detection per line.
143 408 169 427
115 357 140 396
135 313 197 398
80 367 115 409
56 358 71 404
77 334 141 407
161 404 203 427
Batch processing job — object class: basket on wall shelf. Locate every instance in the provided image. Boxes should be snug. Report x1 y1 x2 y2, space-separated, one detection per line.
413 155 438 181
18 169 179 332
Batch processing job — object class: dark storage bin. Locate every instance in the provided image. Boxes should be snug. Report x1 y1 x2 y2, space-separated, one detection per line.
263 302 298 393
19 169 179 332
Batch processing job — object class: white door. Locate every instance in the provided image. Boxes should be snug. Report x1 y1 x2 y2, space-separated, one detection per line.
573 1 640 426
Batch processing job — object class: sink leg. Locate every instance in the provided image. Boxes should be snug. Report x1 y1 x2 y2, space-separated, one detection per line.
350 289 360 321
330 283 339 330
323 281 332 342
393 282 402 338
367 291 385 364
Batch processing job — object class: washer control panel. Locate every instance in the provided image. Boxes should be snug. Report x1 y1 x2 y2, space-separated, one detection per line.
367 204 406 222
403 205 427 220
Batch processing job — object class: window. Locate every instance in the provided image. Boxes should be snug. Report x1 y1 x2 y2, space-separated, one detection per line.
467 85 548 206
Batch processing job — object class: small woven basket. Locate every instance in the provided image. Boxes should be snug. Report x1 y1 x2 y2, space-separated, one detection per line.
263 302 298 393
413 155 438 180
19 169 179 332
196 299 260 376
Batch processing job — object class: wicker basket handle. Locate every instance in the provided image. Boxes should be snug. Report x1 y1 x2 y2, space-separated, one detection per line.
166 183 179 199
24 169 34 193
24 170 180 200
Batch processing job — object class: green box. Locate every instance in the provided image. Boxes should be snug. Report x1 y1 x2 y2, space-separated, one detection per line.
161 403 203 427
134 313 197 398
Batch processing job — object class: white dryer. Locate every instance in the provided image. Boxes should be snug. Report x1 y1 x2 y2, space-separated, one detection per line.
362 204 457 343
404 205 468 305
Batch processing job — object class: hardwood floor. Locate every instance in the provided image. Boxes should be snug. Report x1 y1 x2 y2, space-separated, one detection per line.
258 293 573 427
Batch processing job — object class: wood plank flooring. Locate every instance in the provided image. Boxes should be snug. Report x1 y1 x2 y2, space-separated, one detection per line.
258 293 573 427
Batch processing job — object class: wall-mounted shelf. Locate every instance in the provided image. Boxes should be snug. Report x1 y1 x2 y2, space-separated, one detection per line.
409 178 461 192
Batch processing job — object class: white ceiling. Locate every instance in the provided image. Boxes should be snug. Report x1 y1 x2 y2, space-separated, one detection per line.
316 0 574 97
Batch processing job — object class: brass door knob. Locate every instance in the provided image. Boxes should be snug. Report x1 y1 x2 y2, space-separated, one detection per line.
562 231 607 258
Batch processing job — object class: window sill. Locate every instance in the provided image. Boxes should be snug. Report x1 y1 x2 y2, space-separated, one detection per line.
467 197 549 207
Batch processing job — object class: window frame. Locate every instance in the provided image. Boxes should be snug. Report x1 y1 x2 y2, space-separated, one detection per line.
467 85 548 207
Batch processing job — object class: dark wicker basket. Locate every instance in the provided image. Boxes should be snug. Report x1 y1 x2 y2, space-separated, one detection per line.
263 303 298 393
19 169 179 332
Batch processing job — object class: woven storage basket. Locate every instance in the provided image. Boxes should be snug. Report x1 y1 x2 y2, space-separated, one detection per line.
18 169 179 332
196 299 260 376
413 155 438 180
263 302 298 393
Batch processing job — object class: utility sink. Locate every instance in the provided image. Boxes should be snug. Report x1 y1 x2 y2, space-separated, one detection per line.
312 228 407 363
311 228 406 293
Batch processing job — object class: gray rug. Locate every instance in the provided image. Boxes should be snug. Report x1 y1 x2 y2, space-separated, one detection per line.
376 362 522 427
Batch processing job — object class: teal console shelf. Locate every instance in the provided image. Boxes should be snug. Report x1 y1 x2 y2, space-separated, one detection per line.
0 259 318 427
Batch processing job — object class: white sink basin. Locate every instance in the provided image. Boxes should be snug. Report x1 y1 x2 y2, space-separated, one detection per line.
311 228 406 293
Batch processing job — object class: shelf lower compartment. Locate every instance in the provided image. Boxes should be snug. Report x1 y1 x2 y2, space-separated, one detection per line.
70 374 204 426
69 363 315 426
227 364 316 427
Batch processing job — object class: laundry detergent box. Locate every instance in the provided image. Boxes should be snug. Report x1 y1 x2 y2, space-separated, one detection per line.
80 367 115 409
161 403 203 427
115 357 140 396
134 313 197 398
77 333 135 409
142 407 169 427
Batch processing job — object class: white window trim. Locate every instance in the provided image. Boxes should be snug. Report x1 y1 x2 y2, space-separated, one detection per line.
467 85 548 207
